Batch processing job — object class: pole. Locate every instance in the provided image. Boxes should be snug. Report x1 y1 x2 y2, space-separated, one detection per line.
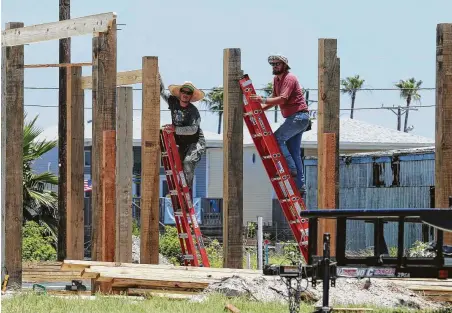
257 216 263 271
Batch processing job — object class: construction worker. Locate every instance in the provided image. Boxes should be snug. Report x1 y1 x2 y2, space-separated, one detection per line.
250 54 310 195
159 75 206 196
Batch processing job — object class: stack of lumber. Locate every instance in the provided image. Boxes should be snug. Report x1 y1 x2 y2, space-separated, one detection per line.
60 260 263 298
22 261 82 283
387 278 452 303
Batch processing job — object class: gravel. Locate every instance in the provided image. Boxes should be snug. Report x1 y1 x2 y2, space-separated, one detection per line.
191 275 447 310
132 235 171 265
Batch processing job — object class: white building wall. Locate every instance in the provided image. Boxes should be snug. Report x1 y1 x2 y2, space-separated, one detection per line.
207 146 273 224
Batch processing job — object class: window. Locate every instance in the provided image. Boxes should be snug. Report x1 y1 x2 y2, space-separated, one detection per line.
84 150 91 167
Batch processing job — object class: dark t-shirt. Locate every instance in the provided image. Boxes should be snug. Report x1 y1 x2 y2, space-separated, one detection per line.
167 95 204 146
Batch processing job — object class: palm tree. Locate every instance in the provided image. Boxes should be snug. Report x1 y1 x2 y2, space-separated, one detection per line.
395 78 422 132
340 75 365 119
23 114 59 239
202 87 223 134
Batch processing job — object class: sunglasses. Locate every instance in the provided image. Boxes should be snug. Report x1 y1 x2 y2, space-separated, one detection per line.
270 62 283 67
180 89 193 95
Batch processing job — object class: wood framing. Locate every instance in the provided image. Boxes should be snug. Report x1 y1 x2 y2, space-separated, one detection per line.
102 130 116 262
435 23 452 244
66 66 85 260
1 12 116 47
91 18 117 261
24 62 91 68
57 0 71 262
317 38 340 256
1 22 24 288
222 48 243 269
81 69 142 89
116 86 133 263
140 56 160 264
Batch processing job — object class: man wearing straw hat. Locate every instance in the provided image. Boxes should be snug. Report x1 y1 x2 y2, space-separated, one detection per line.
160 75 206 196
250 54 310 196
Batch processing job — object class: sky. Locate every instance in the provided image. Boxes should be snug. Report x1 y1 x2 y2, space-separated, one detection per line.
2 0 451 140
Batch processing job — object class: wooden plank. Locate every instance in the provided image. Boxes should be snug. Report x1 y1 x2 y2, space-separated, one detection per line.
435 23 452 244
112 278 208 290
1 12 116 47
61 260 261 275
102 130 116 262
2 22 24 289
24 62 91 68
81 69 142 89
317 38 340 256
116 87 133 263
140 56 160 264
57 0 71 262
317 133 337 255
66 66 85 259
91 19 117 261
222 48 243 269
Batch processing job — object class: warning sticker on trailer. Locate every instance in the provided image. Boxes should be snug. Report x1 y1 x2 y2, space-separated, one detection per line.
336 267 396 278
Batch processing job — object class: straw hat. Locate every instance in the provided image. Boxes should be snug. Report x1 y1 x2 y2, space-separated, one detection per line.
268 54 291 70
168 81 205 102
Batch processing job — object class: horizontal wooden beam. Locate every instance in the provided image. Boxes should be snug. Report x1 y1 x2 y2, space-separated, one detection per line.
24 62 91 68
81 69 141 89
2 12 116 47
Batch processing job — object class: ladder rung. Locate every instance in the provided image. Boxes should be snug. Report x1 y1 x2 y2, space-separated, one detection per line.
174 211 183 217
262 155 272 160
244 111 253 117
184 254 194 260
252 133 262 138
271 177 281 181
300 241 308 246
170 190 179 196
165 169 173 175
161 152 168 157
178 233 188 239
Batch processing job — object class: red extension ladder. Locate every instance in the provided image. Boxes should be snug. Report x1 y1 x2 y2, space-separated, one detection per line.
160 127 210 267
238 74 310 262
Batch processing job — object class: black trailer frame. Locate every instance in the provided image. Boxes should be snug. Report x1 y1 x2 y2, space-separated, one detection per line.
302 207 452 279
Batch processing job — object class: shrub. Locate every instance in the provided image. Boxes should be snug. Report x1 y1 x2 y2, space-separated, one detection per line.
22 221 57 261
159 225 183 265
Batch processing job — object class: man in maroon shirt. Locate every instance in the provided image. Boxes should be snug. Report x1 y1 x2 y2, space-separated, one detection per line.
250 54 310 195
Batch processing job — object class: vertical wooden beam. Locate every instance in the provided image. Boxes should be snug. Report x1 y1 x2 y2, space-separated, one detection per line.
435 23 452 244
140 56 160 264
57 0 71 261
317 38 340 256
1 22 24 288
66 66 84 259
102 130 116 261
116 86 133 263
222 48 243 269
91 18 117 261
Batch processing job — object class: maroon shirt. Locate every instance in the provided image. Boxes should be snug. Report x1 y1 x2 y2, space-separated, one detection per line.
273 72 308 118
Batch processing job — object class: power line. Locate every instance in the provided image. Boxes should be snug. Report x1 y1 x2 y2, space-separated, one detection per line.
24 104 436 111
23 86 436 92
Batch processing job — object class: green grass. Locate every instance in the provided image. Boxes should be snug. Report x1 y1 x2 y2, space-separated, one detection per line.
1 292 439 313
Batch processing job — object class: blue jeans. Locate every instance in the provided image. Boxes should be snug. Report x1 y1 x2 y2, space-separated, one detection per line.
274 111 310 189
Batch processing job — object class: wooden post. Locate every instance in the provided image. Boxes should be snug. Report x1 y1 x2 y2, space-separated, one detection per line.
66 66 84 259
140 56 160 264
435 23 452 244
222 48 243 269
116 86 133 263
1 22 24 288
102 130 116 261
57 0 71 261
91 18 117 261
317 38 340 256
